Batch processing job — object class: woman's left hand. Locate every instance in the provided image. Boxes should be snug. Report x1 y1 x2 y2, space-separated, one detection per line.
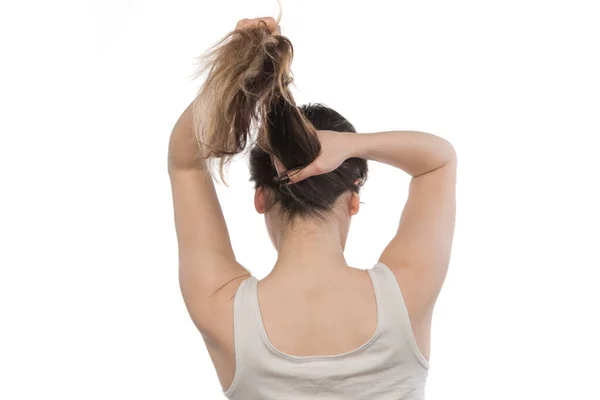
272 130 361 185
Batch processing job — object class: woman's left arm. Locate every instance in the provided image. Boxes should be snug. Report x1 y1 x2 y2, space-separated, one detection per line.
168 100 250 333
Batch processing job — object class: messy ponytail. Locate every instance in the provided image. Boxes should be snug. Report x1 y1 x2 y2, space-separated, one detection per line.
192 16 320 180
192 16 367 220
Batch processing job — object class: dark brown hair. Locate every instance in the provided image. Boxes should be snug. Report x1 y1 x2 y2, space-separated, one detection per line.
192 18 368 220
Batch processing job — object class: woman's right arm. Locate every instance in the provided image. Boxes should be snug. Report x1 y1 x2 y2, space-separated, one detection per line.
353 130 457 323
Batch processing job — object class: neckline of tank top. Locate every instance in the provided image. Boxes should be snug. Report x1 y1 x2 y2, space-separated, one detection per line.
249 265 383 362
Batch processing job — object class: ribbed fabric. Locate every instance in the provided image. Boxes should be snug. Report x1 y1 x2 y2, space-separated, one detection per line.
223 262 430 400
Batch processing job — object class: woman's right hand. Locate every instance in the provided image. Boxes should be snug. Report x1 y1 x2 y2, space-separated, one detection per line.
235 17 281 35
273 130 360 184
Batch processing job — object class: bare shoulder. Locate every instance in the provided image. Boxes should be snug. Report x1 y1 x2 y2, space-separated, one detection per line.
195 272 251 392
196 272 251 350
385 264 431 320
384 264 433 363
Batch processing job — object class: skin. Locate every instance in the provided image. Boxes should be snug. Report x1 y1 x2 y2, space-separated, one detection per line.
168 17 457 392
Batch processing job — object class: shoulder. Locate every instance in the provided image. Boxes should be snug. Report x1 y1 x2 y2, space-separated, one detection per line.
190 272 252 350
196 273 252 394
378 262 435 323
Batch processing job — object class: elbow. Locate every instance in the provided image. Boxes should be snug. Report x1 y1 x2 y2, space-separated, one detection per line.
445 140 457 165
414 139 457 178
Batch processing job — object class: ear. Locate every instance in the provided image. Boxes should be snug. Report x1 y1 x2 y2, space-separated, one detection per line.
349 191 360 216
348 178 362 216
254 186 267 214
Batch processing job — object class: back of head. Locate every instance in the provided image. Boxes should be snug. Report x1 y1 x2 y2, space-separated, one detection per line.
192 18 368 221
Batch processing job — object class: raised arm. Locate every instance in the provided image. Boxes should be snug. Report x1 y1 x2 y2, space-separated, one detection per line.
169 16 289 345
168 101 250 336
353 130 457 319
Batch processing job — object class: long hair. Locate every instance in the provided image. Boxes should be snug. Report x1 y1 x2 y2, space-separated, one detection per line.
191 14 367 221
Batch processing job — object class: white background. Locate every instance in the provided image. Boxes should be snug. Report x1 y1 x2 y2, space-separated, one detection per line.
1 0 599 399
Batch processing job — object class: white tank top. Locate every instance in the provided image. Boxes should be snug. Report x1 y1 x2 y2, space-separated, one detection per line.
223 262 430 399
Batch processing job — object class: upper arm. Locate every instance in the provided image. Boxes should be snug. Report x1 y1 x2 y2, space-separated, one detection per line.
168 103 250 336
379 150 457 319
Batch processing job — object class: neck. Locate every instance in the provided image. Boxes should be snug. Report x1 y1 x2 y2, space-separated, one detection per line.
269 218 349 279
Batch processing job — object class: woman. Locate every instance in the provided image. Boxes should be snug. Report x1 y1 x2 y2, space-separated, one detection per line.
168 15 456 400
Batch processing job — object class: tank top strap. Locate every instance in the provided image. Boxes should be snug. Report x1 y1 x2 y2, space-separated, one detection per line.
223 276 263 397
368 262 430 370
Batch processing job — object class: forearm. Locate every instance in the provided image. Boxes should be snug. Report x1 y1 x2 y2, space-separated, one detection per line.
168 101 207 172
350 130 456 177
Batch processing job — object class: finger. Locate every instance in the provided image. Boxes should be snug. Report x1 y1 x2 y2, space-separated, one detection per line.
261 18 279 34
270 154 287 176
286 164 317 184
237 18 260 30
259 17 276 26
236 18 249 30
254 17 279 33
